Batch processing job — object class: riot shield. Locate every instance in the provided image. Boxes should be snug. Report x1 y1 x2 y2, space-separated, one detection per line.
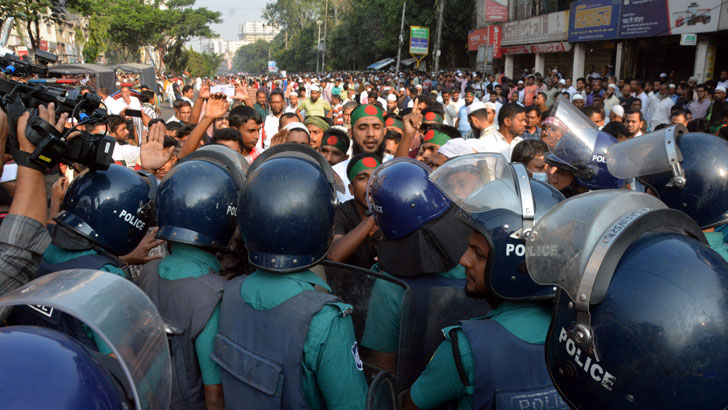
367 370 398 410
0 269 171 410
396 275 491 393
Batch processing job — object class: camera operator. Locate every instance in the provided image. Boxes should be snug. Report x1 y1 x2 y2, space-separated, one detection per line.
0 103 66 300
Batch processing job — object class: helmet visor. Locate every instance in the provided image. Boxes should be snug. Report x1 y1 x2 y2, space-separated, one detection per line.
0 270 172 410
525 190 666 302
606 125 687 179
548 95 600 167
429 153 520 214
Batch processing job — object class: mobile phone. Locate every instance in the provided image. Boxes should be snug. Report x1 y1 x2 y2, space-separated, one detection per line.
211 84 235 97
125 109 142 118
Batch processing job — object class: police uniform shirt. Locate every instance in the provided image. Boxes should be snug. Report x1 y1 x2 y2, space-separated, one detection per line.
704 231 728 262
240 269 368 410
360 264 466 353
41 244 128 354
157 243 223 385
333 199 384 269
409 302 552 410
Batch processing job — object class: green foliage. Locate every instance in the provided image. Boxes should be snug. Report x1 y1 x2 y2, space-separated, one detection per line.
232 40 271 74
260 0 474 72
0 0 67 49
185 49 209 76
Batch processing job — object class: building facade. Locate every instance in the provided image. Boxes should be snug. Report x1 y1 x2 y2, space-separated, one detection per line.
3 14 88 64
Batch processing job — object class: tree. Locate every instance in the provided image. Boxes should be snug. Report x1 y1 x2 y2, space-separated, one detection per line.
202 52 224 75
0 0 66 49
232 40 270 74
185 49 209 77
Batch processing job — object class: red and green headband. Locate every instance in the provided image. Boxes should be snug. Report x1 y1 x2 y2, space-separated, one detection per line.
423 111 444 124
423 129 451 147
385 117 404 129
351 104 384 127
348 155 381 182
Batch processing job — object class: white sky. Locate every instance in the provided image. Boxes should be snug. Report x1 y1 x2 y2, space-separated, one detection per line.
192 0 268 41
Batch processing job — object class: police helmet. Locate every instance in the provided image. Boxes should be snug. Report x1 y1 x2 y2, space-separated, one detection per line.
156 146 245 250
526 190 728 409
0 326 126 410
367 158 451 240
607 126 728 228
545 95 624 190
430 153 564 300
239 143 337 273
56 164 157 256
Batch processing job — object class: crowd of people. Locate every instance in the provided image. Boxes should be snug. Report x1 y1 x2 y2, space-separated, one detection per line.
0 62 728 410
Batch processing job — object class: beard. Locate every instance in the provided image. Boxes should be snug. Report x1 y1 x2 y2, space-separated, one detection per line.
352 137 385 159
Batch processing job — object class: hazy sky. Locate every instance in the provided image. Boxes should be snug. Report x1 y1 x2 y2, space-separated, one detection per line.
194 0 269 41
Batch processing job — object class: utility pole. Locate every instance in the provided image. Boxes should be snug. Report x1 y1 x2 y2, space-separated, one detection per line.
433 0 446 74
316 20 322 73
322 0 329 72
395 0 406 74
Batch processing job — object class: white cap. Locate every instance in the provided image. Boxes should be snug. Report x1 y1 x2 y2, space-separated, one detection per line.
559 79 566 85
669 83 676 88
660 72 668 77
484 102 497 111
608 83 618 90
387 94 397 101
416 84 422 89
283 122 310 136
310 84 321 92
400 87 405 91
716 86 727 93
591 73 602 79
289 91 298 97
467 101 487 116
438 139 477 159
518 80 524 84
688 76 698 82
571 93 584 101
611 105 624 117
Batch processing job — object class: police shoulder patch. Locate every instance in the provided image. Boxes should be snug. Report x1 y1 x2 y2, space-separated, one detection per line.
327 301 354 317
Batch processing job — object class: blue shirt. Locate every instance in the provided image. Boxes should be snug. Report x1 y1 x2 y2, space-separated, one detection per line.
458 104 472 136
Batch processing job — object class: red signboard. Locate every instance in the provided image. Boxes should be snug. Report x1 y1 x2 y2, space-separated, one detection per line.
39 40 48 51
501 45 531 54
501 42 571 55
485 0 508 21
15 46 28 58
468 28 490 51
490 25 502 58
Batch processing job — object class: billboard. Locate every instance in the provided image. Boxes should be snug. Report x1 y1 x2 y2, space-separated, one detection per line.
570 0 721 41
267 61 278 72
569 0 621 42
485 0 508 21
409 26 430 55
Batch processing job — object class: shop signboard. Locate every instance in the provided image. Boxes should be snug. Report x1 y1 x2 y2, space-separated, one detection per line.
569 0 621 41
468 28 490 51
679 33 697 45
503 11 569 46
409 26 430 55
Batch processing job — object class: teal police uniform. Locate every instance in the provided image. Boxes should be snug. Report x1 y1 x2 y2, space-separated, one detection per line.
238 269 369 410
409 302 552 410
361 263 466 353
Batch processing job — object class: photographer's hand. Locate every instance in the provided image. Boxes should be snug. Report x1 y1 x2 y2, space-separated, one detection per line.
37 102 69 133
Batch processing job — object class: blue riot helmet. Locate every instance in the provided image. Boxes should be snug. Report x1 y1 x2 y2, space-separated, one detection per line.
56 164 157 256
607 125 728 228
239 143 337 273
367 158 471 276
526 190 728 409
366 158 451 240
544 95 624 190
156 145 246 250
0 326 126 410
430 152 564 300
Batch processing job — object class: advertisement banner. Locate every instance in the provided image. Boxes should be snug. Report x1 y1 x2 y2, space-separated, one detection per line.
668 0 720 34
468 28 490 51
485 0 508 21
267 61 278 72
569 0 621 41
490 25 503 58
619 0 670 37
409 26 430 55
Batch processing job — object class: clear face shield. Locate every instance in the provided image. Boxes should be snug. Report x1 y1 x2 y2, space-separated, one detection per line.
606 124 689 188
525 190 704 360
547 96 602 175
0 270 172 410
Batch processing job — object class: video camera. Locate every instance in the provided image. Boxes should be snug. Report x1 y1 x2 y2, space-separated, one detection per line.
0 53 50 78
0 75 114 170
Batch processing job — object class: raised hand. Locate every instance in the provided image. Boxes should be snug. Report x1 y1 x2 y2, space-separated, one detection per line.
140 121 171 171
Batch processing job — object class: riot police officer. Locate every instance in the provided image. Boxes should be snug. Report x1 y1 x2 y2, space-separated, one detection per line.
543 96 624 197
525 190 728 409
403 153 567 410
136 145 247 410
362 158 474 375
212 144 368 410
10 164 157 351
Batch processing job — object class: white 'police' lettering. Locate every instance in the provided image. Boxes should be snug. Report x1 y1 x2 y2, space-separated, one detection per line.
119 209 146 231
226 205 238 216
526 244 559 258
506 243 526 257
592 154 606 163
510 389 568 409
559 327 616 391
